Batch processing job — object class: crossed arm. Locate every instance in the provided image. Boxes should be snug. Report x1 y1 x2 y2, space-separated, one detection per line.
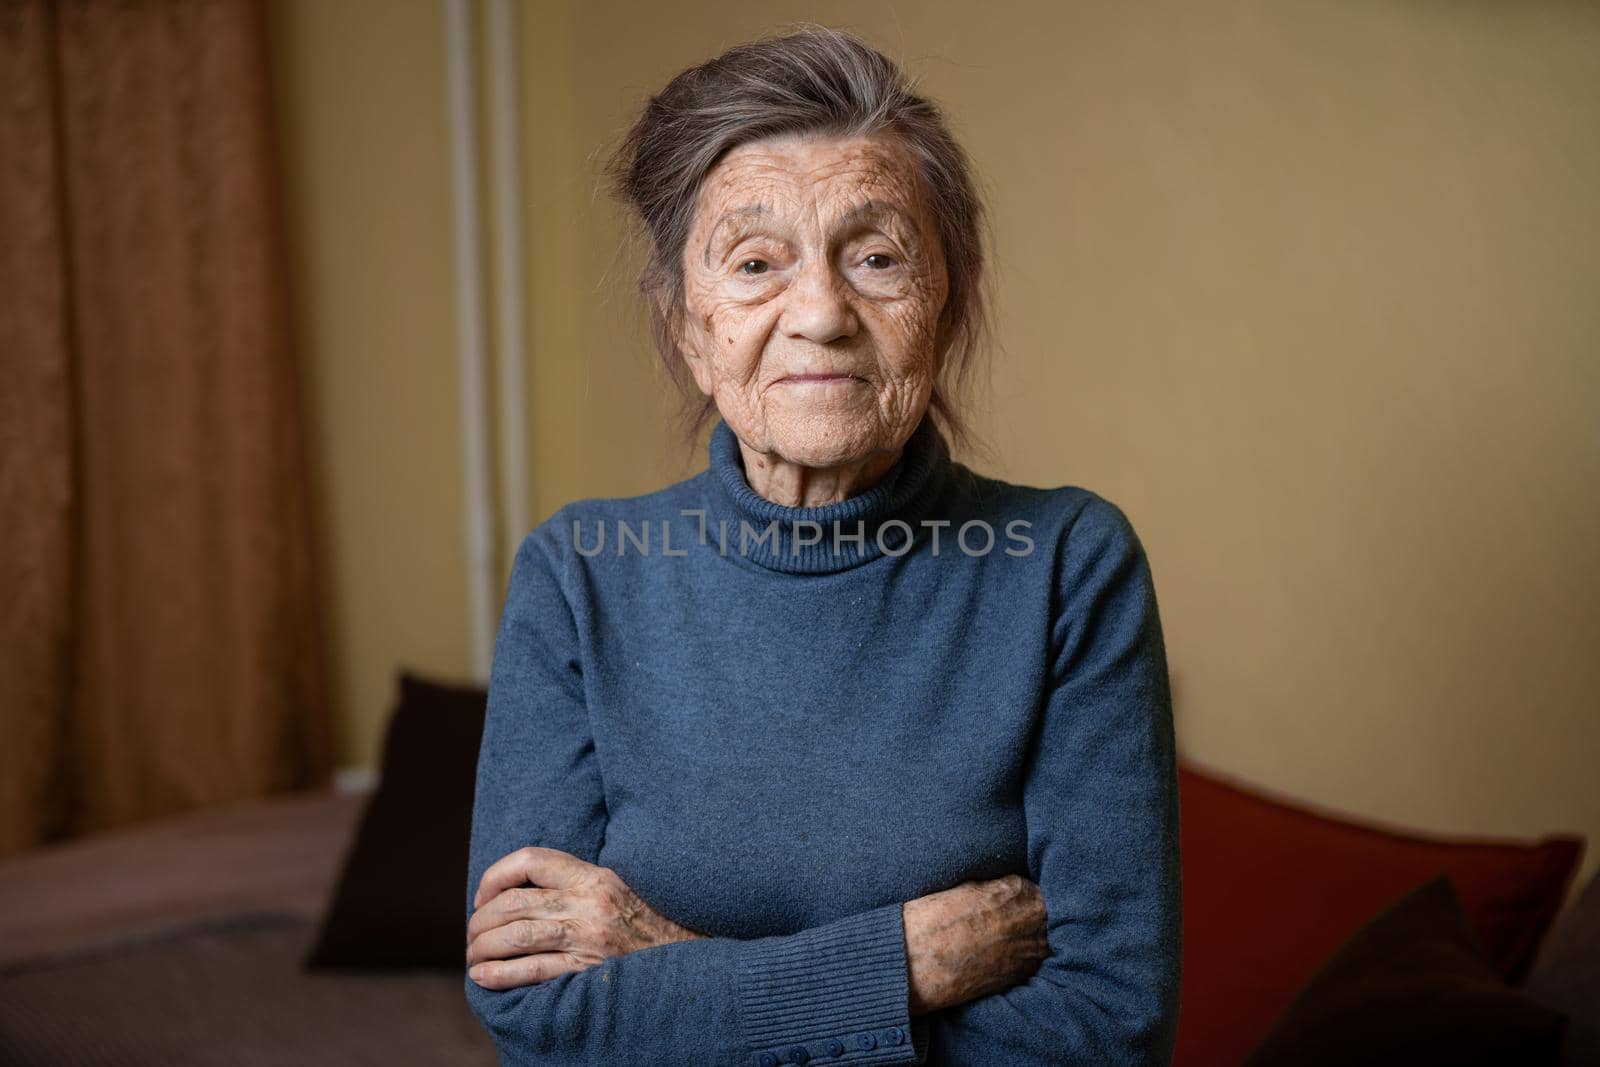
463 498 1181 1065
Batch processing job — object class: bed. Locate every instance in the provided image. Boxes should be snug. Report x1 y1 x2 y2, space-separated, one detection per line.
1 672 1591 1066
0 785 496 1066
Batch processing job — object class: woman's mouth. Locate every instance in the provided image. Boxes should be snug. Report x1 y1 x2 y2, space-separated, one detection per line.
778 373 864 384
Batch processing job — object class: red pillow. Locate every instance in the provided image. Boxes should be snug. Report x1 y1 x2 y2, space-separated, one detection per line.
1175 759 1583 1067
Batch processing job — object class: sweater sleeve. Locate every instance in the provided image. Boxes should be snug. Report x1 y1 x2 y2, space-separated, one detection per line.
918 495 1183 1066
464 524 922 1067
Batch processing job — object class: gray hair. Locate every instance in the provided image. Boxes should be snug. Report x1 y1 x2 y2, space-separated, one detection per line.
604 23 992 454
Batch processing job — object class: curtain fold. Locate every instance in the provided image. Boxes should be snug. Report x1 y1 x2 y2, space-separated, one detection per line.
0 0 332 858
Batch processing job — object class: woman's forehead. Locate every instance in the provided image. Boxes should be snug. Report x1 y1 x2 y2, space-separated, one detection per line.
694 133 926 226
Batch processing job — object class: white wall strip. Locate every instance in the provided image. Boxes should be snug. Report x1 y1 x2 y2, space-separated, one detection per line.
443 0 496 682
487 0 530 566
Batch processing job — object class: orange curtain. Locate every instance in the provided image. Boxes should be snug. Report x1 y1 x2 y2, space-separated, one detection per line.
0 0 331 858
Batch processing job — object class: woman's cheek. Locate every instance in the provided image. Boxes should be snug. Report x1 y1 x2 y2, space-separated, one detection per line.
702 304 768 383
687 283 748 357
872 290 941 356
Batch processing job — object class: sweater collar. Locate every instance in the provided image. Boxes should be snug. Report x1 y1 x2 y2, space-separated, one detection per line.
702 413 953 575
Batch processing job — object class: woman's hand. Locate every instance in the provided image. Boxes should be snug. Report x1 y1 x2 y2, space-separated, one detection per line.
466 846 705 990
902 873 1050 1016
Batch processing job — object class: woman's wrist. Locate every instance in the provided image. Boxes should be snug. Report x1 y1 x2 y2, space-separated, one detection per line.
902 876 1050 1017
902 894 953 1016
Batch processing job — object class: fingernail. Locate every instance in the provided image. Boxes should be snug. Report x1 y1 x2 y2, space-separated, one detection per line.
469 965 484 980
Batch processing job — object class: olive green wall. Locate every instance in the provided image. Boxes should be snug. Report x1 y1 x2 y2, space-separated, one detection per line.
269 1 1599 893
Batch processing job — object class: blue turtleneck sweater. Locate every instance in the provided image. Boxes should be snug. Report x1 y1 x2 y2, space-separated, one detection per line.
464 414 1182 1066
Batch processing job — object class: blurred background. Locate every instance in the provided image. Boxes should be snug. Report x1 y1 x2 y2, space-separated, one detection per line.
268 0 1598 883
1 1 1596 1063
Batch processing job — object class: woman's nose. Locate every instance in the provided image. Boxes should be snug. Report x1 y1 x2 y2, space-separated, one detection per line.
780 257 859 345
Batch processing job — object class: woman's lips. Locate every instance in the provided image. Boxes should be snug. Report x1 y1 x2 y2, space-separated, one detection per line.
778 373 863 384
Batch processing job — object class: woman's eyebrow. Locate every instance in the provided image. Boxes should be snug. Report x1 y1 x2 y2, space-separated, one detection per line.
835 199 918 236
705 204 769 265
701 198 918 266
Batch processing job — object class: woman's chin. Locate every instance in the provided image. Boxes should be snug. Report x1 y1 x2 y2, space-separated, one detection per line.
761 417 882 472
768 389 876 427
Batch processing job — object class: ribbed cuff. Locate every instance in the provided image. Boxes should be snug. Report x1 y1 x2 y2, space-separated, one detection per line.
735 901 921 1066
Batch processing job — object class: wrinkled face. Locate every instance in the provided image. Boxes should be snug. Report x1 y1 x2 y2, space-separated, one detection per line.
676 132 949 470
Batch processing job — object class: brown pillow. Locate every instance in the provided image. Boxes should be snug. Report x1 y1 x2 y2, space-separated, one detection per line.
1524 869 1600 1067
303 671 488 970
1243 875 1570 1066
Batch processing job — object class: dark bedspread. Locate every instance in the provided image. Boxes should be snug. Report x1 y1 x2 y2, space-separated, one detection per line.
0 788 496 1066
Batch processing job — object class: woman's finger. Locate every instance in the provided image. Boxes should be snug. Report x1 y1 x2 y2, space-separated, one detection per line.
466 886 562 943
473 846 592 908
466 916 568 966
467 950 590 990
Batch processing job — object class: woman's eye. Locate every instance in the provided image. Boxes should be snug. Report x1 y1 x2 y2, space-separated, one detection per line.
864 253 895 270
738 259 769 276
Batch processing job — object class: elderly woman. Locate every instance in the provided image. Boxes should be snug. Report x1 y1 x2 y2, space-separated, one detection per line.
462 25 1180 1067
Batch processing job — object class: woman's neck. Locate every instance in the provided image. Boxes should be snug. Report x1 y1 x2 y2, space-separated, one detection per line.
735 441 903 508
